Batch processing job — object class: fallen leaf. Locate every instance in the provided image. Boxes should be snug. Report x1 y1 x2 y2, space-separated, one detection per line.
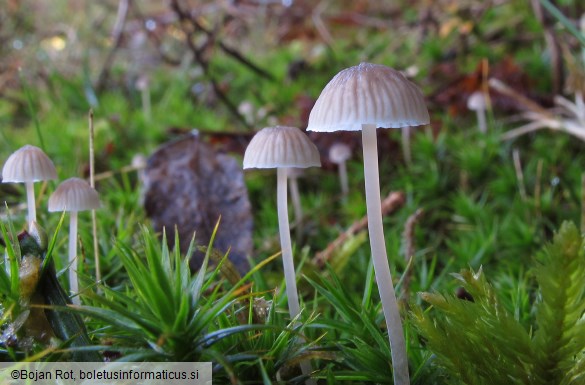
143 133 253 273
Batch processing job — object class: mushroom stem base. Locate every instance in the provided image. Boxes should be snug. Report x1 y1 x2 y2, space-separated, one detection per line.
362 124 409 385
277 168 315 383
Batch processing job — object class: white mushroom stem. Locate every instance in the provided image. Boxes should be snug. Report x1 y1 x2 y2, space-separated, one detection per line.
277 168 314 383
277 168 301 318
362 124 409 385
69 211 80 305
476 108 487 133
338 160 349 198
25 181 36 225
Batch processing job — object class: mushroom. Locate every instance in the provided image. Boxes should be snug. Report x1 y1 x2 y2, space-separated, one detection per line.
48 177 100 304
244 126 320 382
328 142 351 198
307 62 429 385
467 90 488 133
1 145 57 226
244 126 320 317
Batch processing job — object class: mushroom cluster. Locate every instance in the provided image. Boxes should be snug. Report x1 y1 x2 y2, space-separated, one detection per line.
242 63 428 385
1 145 101 304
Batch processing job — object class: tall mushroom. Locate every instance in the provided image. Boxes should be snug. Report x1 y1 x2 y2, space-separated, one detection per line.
1 145 57 226
48 177 100 304
307 62 429 385
244 126 320 382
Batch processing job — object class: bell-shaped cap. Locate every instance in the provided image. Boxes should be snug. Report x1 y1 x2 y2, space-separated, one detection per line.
48 177 101 212
467 91 487 111
2 145 57 183
307 62 430 132
243 126 321 169
328 142 352 164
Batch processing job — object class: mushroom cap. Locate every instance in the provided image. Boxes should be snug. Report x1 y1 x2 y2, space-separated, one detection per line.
328 142 352 164
2 145 57 183
48 177 101 212
467 90 487 111
307 62 429 132
243 126 321 169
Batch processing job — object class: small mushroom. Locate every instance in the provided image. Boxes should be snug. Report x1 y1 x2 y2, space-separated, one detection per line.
1 145 57 226
244 126 320 382
244 126 320 318
48 178 100 304
467 90 488 133
307 62 429 385
328 142 351 198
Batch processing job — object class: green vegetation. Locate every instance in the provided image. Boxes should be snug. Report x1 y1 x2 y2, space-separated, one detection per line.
413 222 585 385
1 0 585 383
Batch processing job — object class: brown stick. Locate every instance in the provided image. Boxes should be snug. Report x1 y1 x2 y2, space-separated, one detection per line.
95 0 131 92
314 191 406 267
170 0 250 129
488 78 554 119
186 13 275 82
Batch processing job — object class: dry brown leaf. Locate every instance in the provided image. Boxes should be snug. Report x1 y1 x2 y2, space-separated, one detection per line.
143 133 253 273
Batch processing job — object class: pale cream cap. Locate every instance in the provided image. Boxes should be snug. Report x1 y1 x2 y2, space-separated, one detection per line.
48 177 101 212
2 145 57 183
328 142 352 163
467 91 487 110
307 62 430 132
243 126 321 169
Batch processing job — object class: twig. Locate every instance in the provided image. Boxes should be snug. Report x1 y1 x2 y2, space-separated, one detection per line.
186 11 275 82
89 110 100 285
400 208 424 305
500 120 550 141
488 78 554 118
313 191 405 267
170 0 250 129
93 163 145 182
312 0 333 46
95 0 130 92
512 148 527 201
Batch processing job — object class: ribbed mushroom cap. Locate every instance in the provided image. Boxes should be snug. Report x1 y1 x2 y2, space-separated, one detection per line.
328 143 352 164
243 126 321 169
2 145 57 183
48 178 101 212
307 62 430 132
467 91 487 110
